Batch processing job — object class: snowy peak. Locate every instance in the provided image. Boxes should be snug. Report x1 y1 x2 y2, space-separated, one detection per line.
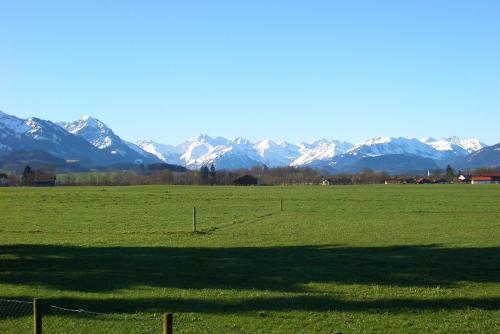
61 115 160 163
253 139 300 167
346 137 444 159
137 134 490 171
292 140 354 166
422 136 485 153
136 140 182 164
0 111 30 135
2 110 495 171
62 116 118 149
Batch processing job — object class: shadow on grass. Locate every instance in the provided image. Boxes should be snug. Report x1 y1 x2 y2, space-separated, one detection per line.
1 244 499 294
2 295 500 318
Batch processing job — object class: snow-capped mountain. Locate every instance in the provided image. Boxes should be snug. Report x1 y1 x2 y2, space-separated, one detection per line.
177 135 260 169
421 136 485 154
136 140 183 165
454 143 500 168
0 111 108 164
136 134 491 171
1 110 496 173
312 136 490 173
61 116 160 164
345 137 443 159
291 140 354 166
254 139 301 167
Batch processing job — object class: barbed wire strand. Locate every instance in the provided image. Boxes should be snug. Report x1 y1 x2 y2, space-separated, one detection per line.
1 298 160 321
0 298 33 318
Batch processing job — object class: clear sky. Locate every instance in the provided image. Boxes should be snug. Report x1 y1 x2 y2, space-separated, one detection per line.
1 1 499 145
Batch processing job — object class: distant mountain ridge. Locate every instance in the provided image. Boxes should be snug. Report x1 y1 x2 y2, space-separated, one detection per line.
0 111 161 167
137 135 492 172
1 110 498 173
60 116 160 164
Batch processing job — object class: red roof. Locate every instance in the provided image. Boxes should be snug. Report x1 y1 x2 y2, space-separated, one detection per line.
472 176 493 181
479 173 500 177
34 174 56 181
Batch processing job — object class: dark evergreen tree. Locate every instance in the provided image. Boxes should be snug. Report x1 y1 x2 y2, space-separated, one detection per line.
199 166 210 185
22 165 34 186
209 164 216 185
446 164 455 181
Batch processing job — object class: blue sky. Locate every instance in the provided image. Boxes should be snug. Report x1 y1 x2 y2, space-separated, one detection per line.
1 1 499 145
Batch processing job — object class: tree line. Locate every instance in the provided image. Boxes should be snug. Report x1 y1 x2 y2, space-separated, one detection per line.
3 163 498 187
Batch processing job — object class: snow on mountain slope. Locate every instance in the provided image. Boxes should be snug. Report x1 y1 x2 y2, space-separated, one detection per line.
253 139 300 167
3 110 493 171
346 137 444 159
135 140 183 164
0 111 109 163
138 135 262 169
62 116 120 149
61 116 160 163
291 140 354 166
0 110 30 136
136 134 490 171
422 136 485 154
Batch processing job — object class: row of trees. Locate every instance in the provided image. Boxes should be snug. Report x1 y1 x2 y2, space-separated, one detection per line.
6 164 498 187
54 165 389 186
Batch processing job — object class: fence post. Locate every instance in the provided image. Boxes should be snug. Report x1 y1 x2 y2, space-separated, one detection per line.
163 313 173 334
192 206 197 232
33 298 42 334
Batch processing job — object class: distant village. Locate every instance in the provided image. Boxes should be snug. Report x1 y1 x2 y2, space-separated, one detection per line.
381 173 500 185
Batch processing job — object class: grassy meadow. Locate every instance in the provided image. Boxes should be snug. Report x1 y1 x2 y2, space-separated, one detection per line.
0 185 499 333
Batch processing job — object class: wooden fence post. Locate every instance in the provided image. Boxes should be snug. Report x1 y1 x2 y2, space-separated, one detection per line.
33 298 42 334
192 206 197 232
163 313 173 334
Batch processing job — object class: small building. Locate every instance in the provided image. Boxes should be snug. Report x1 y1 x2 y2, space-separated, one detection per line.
458 174 470 183
321 179 330 186
471 174 500 184
233 174 258 186
416 178 432 184
385 177 404 184
0 173 8 186
33 173 56 187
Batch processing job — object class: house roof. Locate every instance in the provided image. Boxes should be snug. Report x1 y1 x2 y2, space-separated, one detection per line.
472 176 493 181
34 174 56 181
479 173 500 177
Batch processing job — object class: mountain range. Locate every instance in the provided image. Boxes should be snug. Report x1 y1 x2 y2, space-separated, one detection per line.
1 110 498 174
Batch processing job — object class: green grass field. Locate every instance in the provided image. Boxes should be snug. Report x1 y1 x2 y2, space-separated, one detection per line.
1 185 499 333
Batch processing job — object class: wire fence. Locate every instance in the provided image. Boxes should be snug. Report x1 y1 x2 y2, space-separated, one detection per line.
0 298 33 318
0 298 168 334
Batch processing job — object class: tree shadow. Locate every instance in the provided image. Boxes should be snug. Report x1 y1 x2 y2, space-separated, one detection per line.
1 244 498 294
2 294 500 318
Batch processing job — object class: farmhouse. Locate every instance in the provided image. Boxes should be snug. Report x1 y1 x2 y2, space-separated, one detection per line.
0 173 8 186
458 174 471 183
384 177 404 184
33 173 56 187
233 174 258 186
471 173 500 184
416 178 432 184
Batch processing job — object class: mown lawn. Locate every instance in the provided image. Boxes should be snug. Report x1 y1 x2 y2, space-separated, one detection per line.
1 185 499 333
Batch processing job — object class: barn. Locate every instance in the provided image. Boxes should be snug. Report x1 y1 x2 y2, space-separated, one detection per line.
471 174 500 184
233 175 258 186
33 173 56 187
